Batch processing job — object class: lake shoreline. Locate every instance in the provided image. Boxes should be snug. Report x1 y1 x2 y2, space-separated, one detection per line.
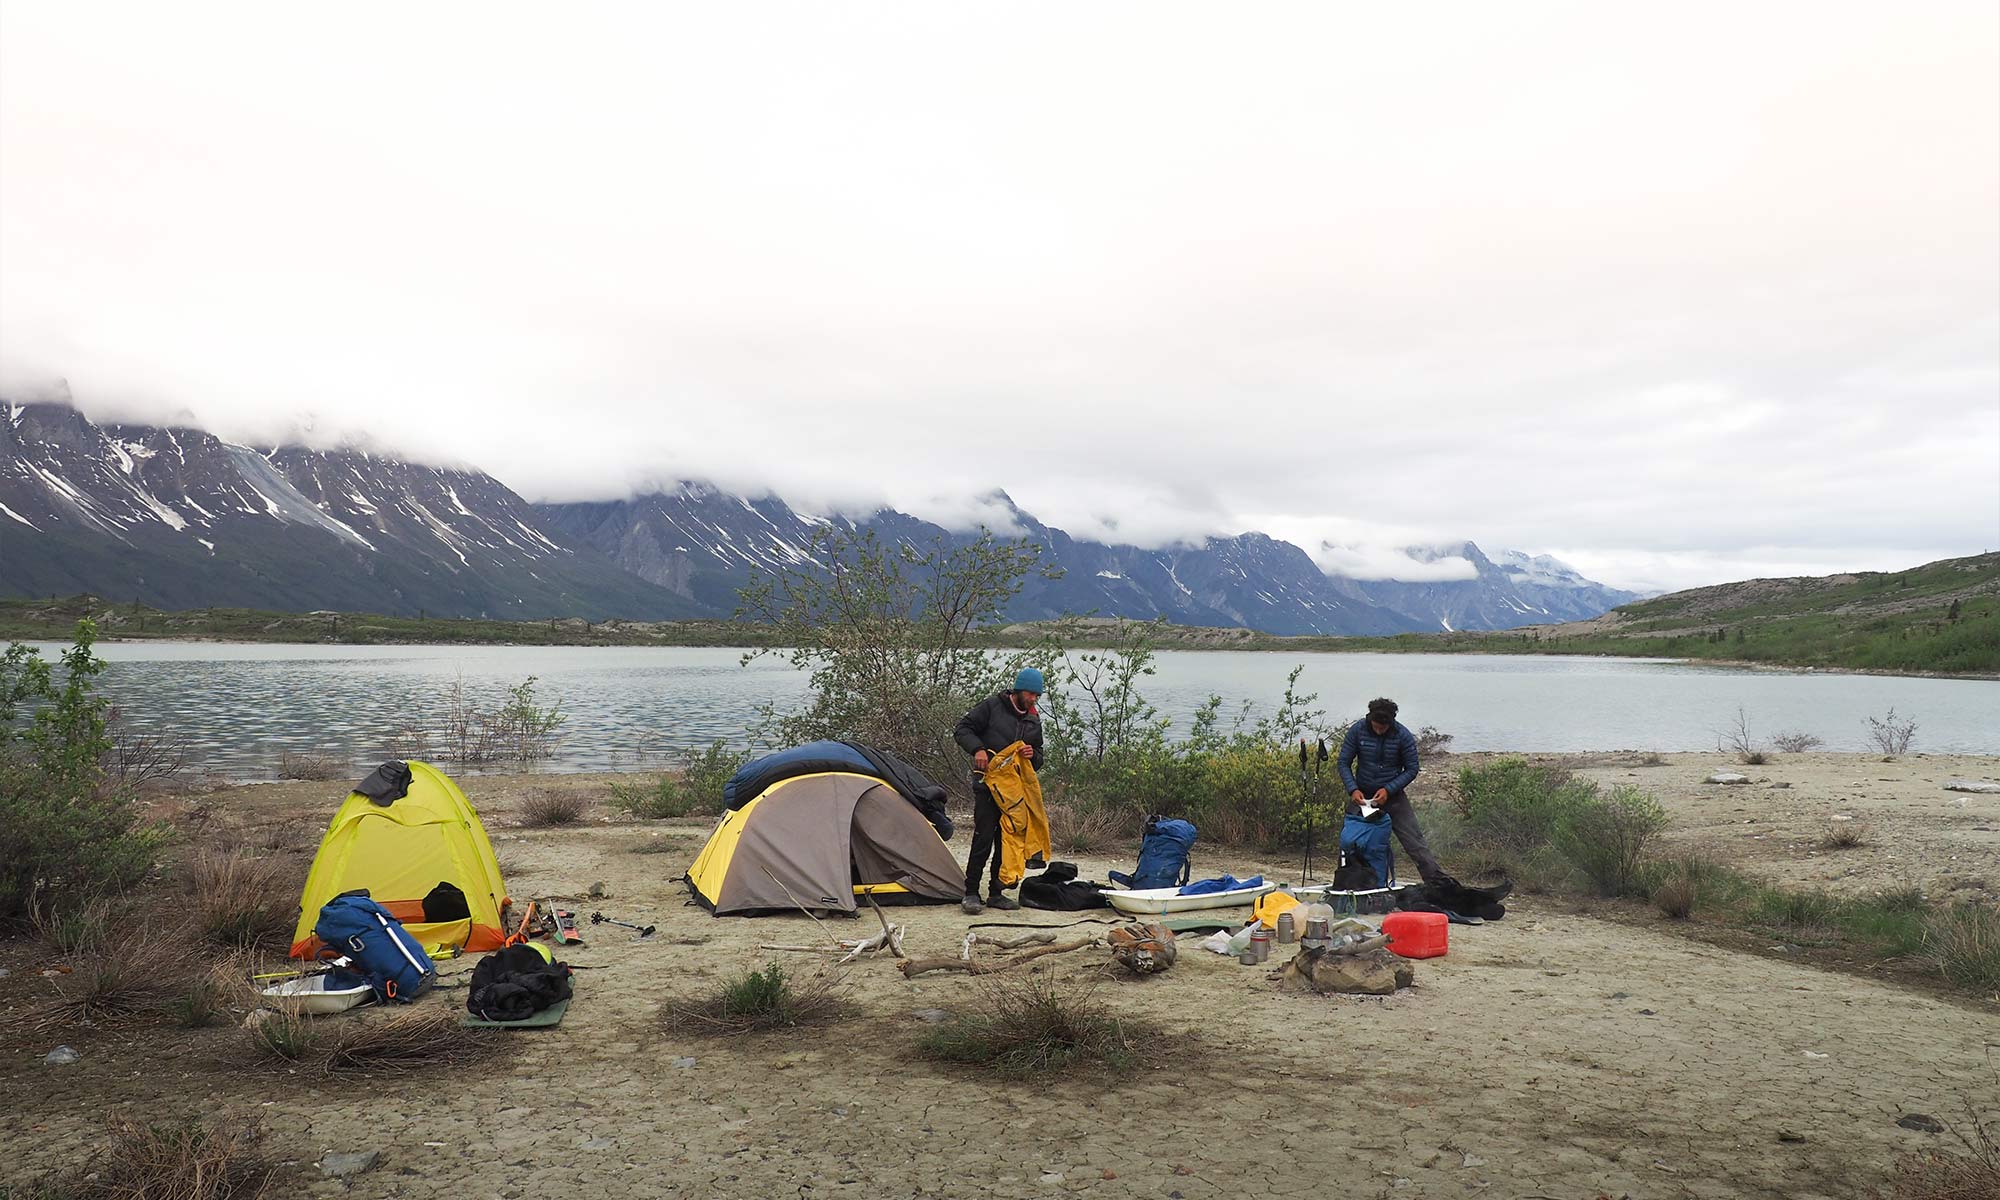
15 630 1999 682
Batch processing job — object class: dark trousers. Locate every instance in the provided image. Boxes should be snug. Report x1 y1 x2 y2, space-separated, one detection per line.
963 785 1004 896
1382 790 1443 884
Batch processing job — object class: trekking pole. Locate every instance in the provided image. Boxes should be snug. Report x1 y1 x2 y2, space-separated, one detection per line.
1314 739 1330 882
590 912 656 938
1298 741 1313 882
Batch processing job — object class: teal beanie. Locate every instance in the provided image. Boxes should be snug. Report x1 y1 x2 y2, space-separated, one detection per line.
1014 667 1046 693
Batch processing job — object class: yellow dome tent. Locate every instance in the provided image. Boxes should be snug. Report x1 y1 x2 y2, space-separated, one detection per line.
289 761 510 959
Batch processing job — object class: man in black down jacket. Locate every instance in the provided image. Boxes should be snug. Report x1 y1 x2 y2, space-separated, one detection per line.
952 667 1047 914
1336 697 1442 884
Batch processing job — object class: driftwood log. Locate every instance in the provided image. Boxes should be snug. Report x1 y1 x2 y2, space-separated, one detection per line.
898 938 1096 979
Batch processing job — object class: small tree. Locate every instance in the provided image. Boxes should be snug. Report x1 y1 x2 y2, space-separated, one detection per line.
0 621 165 919
1719 705 1765 764
737 526 1053 789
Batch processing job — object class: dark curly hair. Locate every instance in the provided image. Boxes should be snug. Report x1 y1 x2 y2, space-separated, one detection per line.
1366 697 1399 721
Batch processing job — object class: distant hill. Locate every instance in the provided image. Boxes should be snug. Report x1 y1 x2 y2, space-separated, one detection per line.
1515 551 2000 673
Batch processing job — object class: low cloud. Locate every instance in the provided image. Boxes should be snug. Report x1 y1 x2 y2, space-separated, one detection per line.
1315 544 1481 582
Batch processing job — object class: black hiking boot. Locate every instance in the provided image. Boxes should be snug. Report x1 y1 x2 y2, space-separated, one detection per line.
960 894 985 915
985 891 1020 911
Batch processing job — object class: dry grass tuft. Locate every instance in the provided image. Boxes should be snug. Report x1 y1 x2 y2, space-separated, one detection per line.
1653 871 1698 920
274 748 343 781
669 963 849 1036
520 789 588 827
319 1007 498 1075
188 850 296 950
1894 1100 2000 1200
33 925 185 1029
33 899 111 955
1922 903 2000 995
1818 823 1870 851
248 1007 500 1077
916 973 1144 1076
1046 799 1140 855
22 1118 276 1200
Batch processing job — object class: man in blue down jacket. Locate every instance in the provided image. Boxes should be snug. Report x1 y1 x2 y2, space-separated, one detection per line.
1336 696 1442 884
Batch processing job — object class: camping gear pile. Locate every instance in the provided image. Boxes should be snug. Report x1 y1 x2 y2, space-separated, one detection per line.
264 760 577 1031
253 745 1514 1047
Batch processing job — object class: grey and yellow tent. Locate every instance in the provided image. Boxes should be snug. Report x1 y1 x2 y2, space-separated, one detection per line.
685 772 962 915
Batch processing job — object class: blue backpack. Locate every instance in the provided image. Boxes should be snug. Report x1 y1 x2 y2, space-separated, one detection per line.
1338 809 1395 889
313 892 437 1004
1109 817 1198 890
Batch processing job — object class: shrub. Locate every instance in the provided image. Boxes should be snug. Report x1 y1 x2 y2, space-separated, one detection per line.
0 624 168 921
1555 785 1667 898
1719 705 1764 764
1413 726 1454 756
520 789 587 827
275 748 342 780
609 741 748 820
1923 904 2000 994
738 526 1048 789
189 851 294 949
1818 823 1868 851
1772 732 1824 753
916 974 1139 1076
671 963 847 1035
1867 707 1918 757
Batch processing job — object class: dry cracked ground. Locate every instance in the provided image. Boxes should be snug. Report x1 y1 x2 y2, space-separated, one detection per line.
3 751 1996 1199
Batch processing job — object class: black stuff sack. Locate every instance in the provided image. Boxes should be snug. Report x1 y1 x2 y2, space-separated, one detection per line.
466 944 573 1023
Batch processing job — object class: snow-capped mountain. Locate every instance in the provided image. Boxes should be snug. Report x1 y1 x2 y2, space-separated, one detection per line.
538 490 1632 635
3 395 1638 632
0 397 701 619
1320 541 1641 631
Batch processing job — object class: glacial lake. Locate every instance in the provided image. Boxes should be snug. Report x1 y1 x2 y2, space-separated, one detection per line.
28 642 2000 780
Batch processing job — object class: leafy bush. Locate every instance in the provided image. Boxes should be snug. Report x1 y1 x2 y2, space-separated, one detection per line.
739 527 1048 790
1413 725 1454 755
1452 760 1670 894
609 741 749 820
916 974 1140 1076
1555 785 1667 898
670 963 847 1035
0 622 167 921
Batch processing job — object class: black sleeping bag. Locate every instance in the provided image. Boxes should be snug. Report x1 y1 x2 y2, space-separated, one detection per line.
1020 861 1111 911
466 945 573 1022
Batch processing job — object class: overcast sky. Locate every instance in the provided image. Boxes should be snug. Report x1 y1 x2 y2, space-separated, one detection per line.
3 2 1996 593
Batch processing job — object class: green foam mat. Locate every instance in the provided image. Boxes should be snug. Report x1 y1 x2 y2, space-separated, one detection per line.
461 997 569 1029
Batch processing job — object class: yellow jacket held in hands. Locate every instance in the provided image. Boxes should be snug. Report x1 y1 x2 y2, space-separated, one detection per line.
982 740 1052 887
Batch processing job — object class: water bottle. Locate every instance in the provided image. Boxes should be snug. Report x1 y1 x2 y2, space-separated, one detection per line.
1276 912 1297 944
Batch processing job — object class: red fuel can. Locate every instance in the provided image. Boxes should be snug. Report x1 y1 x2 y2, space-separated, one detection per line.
1382 910 1449 959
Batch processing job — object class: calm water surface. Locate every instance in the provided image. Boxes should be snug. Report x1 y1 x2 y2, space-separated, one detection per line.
34 642 2000 780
